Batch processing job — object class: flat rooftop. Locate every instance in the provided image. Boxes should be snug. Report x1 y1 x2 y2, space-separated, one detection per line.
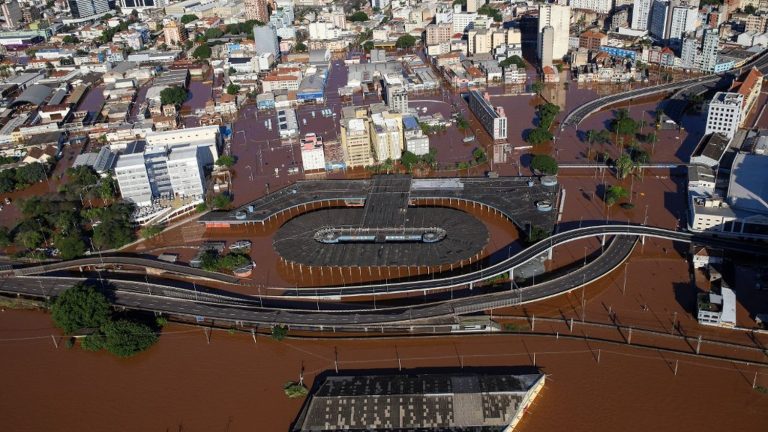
201 175 558 234
292 371 544 431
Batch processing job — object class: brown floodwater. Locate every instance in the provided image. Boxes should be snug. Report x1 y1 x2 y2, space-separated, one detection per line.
1 308 766 432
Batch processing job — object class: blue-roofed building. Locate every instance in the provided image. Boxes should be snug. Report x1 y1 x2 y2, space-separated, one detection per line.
297 68 327 103
599 46 637 60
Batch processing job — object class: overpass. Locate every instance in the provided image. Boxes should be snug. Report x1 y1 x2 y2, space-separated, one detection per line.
0 235 638 329
9 224 765 301
560 49 768 129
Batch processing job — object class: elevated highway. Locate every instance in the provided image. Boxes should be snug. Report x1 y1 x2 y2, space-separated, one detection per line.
10 224 765 299
560 49 768 129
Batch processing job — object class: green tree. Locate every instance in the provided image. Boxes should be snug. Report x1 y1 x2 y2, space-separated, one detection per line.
745 4 757 14
530 154 558 175
0 226 10 247
472 148 487 164
62 35 79 44
211 193 232 209
51 284 111 334
160 86 188 107
526 127 553 145
215 154 237 167
102 319 158 357
226 83 241 95
536 103 560 130
478 4 503 22
526 225 551 244
499 55 525 69
395 34 417 49
348 11 369 22
610 108 638 136
605 185 628 206
192 44 212 60
456 114 469 130
54 232 86 260
531 81 543 94
92 203 135 250
362 41 374 51
99 174 118 200
294 42 307 52
204 27 224 39
271 324 288 340
400 151 419 170
15 229 43 249
283 382 308 398
140 224 164 239
180 14 199 24
614 153 635 179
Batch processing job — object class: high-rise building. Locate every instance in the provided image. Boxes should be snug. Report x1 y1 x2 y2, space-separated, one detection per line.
118 0 167 10
402 115 429 155
163 19 187 46
541 26 554 68
253 24 279 59
425 22 452 45
452 12 477 33
468 90 507 141
568 0 613 14
649 0 670 40
167 146 205 199
729 67 764 125
668 5 698 47
68 0 110 19
705 92 743 139
371 0 391 9
245 0 269 23
384 75 408 113
701 28 719 72
341 117 373 168
1 0 22 28
538 4 570 62
371 113 403 162
632 0 653 30
468 28 492 54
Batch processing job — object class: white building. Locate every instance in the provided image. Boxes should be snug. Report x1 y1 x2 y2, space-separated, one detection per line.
309 22 341 40
468 90 508 141
253 24 279 60
668 5 698 47
167 146 205 199
568 0 612 14
371 113 403 162
402 115 429 156
114 152 154 206
701 28 720 73
632 0 653 30
452 12 477 33
705 92 743 139
144 125 221 167
538 4 570 62
384 75 408 114
300 133 325 172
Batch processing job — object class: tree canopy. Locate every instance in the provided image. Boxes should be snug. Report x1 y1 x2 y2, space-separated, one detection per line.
605 185 628 206
609 108 639 136
348 11 369 22
226 83 241 95
180 14 199 24
160 86 188 107
215 154 237 167
478 4 503 22
499 55 525 69
100 320 159 358
395 34 417 49
92 202 135 250
526 127 553 145
192 44 212 60
51 283 111 334
531 154 558 175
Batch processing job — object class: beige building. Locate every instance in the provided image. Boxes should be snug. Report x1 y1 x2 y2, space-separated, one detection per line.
426 22 453 46
164 20 187 46
468 28 492 55
370 112 403 162
341 115 373 168
244 0 269 22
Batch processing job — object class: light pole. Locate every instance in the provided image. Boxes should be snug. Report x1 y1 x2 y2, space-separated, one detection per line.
583 246 587 267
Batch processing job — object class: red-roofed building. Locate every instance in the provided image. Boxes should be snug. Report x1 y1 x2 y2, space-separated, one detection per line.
543 65 560 83
262 73 300 92
729 67 764 124
579 30 607 50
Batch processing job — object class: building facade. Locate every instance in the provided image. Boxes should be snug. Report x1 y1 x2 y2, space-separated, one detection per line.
468 90 508 141
705 92 743 139
68 0 110 19
632 0 653 30
244 0 269 23
538 4 570 62
341 117 373 168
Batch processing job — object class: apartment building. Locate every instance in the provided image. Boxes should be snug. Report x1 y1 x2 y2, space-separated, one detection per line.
705 92 743 139
341 117 373 168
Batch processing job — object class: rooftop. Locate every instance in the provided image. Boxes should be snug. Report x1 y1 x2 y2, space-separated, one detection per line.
292 371 545 432
727 153 768 215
